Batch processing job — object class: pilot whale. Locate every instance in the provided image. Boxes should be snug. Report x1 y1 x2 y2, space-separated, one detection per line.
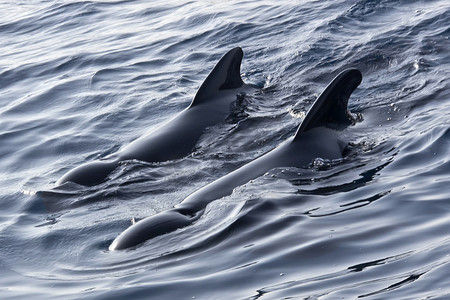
57 47 253 186
109 68 363 250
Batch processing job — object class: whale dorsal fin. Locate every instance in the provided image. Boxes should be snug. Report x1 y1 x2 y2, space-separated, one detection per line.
294 68 362 140
191 47 244 106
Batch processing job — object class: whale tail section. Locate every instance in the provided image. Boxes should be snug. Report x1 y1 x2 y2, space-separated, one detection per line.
191 47 244 106
294 68 362 140
56 159 119 187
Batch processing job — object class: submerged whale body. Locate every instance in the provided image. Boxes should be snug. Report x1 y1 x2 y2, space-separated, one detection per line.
57 47 252 186
109 68 363 251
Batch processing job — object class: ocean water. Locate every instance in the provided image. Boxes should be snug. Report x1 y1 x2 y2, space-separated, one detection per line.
0 0 449 299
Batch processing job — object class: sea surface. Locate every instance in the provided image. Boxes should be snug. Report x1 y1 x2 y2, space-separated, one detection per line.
0 0 449 299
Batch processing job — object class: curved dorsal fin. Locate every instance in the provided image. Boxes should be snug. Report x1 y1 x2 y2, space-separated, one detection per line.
191 47 244 106
294 68 362 140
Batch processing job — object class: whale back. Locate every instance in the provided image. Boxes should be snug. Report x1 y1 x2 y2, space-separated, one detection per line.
191 47 244 106
294 68 362 140
109 68 364 251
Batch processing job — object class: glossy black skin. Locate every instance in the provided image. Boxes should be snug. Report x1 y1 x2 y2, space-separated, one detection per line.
109 69 363 251
57 47 251 186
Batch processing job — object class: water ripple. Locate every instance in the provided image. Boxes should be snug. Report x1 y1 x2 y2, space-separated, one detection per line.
0 0 449 299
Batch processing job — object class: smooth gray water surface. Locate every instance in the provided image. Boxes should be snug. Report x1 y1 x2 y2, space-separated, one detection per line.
0 1 449 299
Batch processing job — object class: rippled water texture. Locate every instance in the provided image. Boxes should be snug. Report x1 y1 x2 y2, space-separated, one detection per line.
0 0 449 299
